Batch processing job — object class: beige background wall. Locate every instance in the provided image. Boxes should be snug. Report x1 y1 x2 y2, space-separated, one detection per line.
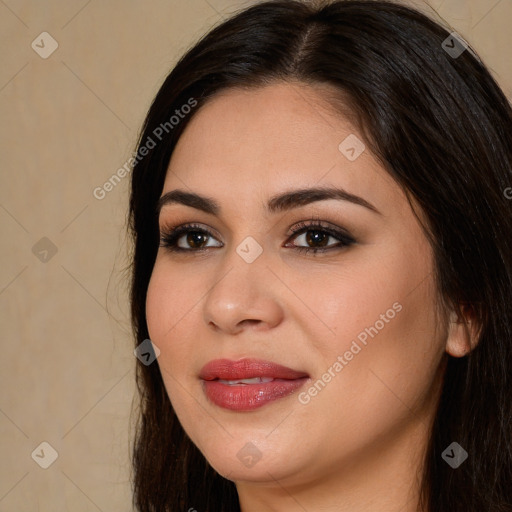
0 0 510 510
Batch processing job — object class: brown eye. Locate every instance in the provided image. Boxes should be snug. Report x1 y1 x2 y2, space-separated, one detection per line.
183 231 209 249
284 220 355 255
159 220 355 255
160 224 222 252
301 230 331 248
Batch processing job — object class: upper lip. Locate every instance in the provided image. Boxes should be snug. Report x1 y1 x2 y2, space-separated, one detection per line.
199 358 309 381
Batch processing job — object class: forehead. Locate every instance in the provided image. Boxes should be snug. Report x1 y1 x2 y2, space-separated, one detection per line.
162 82 405 217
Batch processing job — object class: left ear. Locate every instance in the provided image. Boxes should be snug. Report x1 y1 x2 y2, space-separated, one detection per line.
445 303 482 358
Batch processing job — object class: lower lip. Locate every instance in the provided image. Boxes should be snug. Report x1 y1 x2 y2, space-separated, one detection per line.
202 378 309 411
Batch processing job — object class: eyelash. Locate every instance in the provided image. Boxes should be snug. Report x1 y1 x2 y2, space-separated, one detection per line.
159 218 355 256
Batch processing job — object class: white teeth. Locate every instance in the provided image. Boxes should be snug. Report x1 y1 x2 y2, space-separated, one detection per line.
218 377 274 385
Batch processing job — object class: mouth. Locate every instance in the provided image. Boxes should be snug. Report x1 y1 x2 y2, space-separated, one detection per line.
199 358 310 411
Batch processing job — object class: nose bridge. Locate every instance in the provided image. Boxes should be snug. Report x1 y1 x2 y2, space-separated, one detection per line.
202 237 282 333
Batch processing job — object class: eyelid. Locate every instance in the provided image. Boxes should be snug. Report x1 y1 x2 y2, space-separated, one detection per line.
284 218 354 240
159 218 356 254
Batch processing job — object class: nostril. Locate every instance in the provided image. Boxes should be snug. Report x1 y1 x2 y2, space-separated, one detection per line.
238 319 261 328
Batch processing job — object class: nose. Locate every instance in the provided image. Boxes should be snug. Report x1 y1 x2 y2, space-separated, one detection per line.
202 251 284 336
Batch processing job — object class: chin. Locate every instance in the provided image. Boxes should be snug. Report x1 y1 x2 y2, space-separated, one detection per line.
198 437 306 484
209 457 291 484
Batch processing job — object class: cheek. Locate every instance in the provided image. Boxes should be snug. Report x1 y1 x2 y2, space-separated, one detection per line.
303 243 445 419
145 258 198 346
145 262 199 418
313 269 444 429
301 247 437 359
145 261 191 385
145 258 208 390
145 263 169 343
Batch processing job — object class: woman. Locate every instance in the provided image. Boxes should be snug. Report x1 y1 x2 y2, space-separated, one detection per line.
128 0 512 510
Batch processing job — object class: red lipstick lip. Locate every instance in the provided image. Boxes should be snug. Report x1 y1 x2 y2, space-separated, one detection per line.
199 358 309 381
199 358 310 411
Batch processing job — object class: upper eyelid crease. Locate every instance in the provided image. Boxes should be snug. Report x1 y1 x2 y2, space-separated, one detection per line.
160 219 351 238
156 186 381 217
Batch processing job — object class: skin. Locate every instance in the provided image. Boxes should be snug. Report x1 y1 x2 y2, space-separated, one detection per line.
145 81 476 511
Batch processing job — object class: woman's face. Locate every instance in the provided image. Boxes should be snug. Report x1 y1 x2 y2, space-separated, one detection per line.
146 82 451 488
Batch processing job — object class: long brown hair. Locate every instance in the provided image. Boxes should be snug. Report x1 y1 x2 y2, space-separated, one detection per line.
128 1 512 510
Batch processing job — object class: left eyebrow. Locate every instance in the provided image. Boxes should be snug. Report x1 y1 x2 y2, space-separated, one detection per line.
156 186 381 216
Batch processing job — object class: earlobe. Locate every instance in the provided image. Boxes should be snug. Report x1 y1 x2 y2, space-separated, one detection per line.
445 304 481 358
